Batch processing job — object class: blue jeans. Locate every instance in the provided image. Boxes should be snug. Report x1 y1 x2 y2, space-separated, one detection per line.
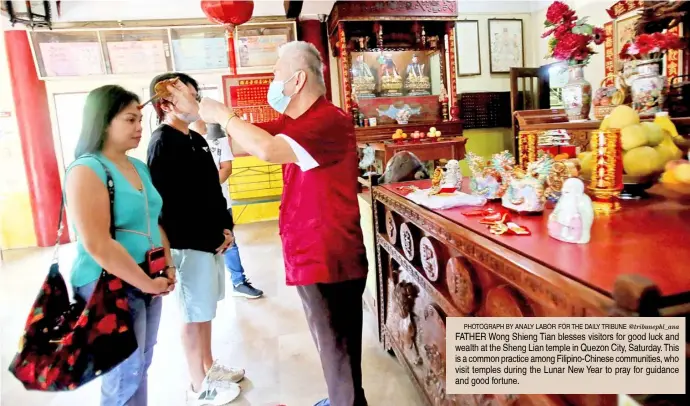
224 208 247 286
75 281 163 406
224 242 247 286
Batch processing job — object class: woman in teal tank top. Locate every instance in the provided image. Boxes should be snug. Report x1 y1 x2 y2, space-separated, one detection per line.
64 85 176 406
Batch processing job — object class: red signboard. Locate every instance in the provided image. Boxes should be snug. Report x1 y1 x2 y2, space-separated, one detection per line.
606 0 644 19
222 73 279 123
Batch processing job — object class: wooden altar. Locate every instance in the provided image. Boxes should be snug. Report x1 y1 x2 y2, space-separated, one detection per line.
514 109 690 167
371 179 689 406
327 0 465 174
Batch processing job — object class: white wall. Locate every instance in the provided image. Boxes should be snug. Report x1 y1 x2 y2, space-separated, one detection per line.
455 13 536 93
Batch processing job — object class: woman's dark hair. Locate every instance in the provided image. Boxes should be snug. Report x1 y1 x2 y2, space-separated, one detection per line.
149 72 199 123
74 85 140 159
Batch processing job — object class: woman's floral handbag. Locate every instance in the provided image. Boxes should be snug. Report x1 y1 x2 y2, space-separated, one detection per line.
8 160 138 391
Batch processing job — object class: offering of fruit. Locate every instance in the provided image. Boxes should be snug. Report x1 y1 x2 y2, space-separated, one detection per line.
427 127 441 139
589 105 681 179
660 159 690 194
608 105 639 129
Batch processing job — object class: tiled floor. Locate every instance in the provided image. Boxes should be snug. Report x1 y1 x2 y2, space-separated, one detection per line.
0 221 423 406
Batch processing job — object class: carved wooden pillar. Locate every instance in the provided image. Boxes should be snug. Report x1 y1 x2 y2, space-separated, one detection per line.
337 22 352 113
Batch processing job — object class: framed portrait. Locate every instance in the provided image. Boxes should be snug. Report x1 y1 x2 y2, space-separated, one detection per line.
455 20 481 76
234 21 297 74
614 14 640 69
487 19 524 74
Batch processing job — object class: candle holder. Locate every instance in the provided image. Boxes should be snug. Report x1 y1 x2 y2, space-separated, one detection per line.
587 129 623 215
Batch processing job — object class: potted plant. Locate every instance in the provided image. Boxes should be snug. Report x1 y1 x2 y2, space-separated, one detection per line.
619 32 686 116
543 1 605 122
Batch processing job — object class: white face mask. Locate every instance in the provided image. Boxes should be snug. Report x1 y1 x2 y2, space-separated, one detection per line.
178 112 200 123
267 72 298 114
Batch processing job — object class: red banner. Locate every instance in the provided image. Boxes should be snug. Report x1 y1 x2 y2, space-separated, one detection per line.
666 25 682 79
604 22 615 83
606 0 644 19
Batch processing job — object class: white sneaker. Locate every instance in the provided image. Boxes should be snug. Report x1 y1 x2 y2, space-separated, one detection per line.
187 379 241 406
206 360 245 383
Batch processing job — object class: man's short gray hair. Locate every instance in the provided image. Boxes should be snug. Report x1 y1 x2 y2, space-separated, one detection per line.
278 41 326 93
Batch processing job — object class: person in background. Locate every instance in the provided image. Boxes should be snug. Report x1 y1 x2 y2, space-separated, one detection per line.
165 42 369 406
189 120 264 299
65 85 176 406
147 73 245 406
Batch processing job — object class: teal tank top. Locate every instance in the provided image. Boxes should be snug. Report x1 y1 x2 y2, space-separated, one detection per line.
65 154 163 287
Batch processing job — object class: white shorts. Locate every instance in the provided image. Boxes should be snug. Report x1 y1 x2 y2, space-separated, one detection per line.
172 249 225 323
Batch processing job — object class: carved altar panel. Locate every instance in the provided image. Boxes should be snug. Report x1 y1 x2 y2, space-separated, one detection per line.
386 209 399 245
400 222 420 262
420 236 443 282
445 256 480 315
483 284 533 317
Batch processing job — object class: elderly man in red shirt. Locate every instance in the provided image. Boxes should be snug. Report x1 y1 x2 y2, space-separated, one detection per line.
165 41 369 406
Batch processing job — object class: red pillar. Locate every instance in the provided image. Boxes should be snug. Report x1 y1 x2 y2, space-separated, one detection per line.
4 30 69 246
298 18 332 101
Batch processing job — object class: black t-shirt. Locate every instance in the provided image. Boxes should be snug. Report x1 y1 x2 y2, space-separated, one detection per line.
147 124 233 253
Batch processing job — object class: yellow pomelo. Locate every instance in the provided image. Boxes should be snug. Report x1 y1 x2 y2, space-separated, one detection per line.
623 146 660 176
579 152 594 179
640 122 664 147
673 163 690 184
599 115 611 130
609 105 640 129
621 124 648 151
661 170 679 184
655 133 684 163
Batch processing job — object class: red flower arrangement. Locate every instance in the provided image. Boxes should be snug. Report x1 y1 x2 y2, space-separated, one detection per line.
543 1 605 66
619 31 686 61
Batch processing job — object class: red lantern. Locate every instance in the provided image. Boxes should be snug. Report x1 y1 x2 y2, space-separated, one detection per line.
201 1 254 29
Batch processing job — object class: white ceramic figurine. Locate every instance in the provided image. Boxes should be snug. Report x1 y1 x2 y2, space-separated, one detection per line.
547 178 594 244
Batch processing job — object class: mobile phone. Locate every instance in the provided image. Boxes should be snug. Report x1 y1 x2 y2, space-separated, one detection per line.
146 247 167 277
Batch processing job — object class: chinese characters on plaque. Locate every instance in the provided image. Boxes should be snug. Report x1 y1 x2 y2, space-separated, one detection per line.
223 76 280 124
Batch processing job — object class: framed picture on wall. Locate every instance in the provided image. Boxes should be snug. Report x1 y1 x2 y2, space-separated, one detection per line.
234 21 297 74
455 20 481 76
488 19 524 74
614 14 640 70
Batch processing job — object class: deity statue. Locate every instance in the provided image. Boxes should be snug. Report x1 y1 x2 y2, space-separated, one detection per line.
442 160 463 191
379 53 404 96
351 54 376 98
404 54 431 96
547 178 594 244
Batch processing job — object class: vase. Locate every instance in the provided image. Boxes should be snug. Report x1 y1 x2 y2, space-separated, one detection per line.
561 64 592 122
631 59 665 117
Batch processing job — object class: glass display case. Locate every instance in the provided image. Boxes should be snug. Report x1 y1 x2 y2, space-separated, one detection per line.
327 1 463 143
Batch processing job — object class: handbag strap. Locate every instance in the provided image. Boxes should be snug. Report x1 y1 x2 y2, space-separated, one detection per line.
53 156 116 261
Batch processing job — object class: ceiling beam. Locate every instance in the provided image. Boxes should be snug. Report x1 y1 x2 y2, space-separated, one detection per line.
285 0 303 19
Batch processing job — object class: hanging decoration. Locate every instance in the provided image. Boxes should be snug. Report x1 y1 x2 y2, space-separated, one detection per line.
200 1 254 75
200 0 254 30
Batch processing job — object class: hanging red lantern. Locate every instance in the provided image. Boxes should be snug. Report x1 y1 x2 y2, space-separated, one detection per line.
201 1 254 29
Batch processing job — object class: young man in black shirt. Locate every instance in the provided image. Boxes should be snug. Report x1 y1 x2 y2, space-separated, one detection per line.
147 73 244 405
